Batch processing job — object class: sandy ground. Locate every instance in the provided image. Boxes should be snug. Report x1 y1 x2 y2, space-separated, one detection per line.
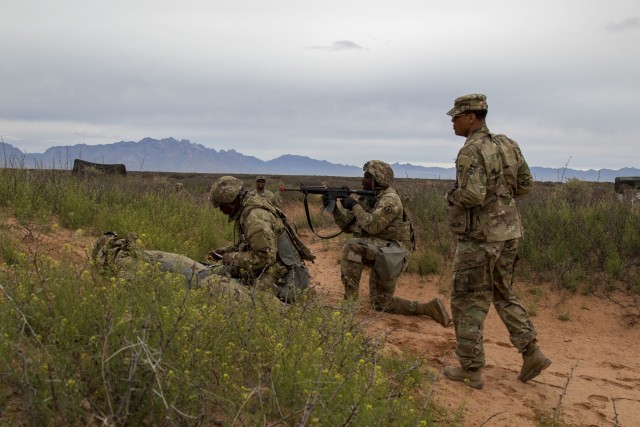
302 230 640 427
7 218 640 426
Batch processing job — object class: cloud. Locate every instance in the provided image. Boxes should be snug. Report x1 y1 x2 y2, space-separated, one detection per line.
307 40 365 51
605 16 640 32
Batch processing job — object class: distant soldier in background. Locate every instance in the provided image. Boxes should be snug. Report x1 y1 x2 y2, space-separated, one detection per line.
248 175 279 206
209 176 314 302
443 93 551 389
326 160 451 327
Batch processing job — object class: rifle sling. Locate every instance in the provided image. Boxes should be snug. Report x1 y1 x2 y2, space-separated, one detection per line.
303 194 343 239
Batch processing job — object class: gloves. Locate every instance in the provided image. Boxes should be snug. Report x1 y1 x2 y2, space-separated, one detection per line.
341 197 357 210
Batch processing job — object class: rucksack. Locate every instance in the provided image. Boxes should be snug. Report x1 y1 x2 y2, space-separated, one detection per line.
490 133 525 196
91 231 150 273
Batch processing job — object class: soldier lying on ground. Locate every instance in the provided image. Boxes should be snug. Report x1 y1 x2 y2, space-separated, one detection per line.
91 231 249 299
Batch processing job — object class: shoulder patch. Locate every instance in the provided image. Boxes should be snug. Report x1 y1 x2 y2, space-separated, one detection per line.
456 154 474 187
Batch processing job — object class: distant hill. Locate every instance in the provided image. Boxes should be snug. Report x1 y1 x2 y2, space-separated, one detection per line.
1 138 637 183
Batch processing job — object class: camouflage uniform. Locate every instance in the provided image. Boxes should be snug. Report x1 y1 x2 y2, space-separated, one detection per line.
210 176 311 302
248 175 279 206
446 94 543 374
91 231 246 296
332 161 449 324
247 188 278 205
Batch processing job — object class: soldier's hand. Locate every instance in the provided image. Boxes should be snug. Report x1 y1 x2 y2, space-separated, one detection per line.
341 197 357 210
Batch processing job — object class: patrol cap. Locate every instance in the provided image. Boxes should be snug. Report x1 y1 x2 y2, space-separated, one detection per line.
446 93 488 117
363 160 394 187
255 175 266 182
210 176 244 207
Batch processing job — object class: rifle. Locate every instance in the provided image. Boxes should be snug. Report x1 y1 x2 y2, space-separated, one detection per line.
279 184 376 238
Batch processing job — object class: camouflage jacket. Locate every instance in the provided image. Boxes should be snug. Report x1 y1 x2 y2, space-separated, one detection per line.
447 126 532 242
221 194 288 280
247 188 278 206
332 187 412 250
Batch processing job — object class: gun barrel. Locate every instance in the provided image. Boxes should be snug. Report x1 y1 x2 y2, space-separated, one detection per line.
279 185 374 197
278 185 327 194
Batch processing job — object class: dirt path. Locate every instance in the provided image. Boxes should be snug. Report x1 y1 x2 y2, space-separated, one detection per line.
303 230 640 427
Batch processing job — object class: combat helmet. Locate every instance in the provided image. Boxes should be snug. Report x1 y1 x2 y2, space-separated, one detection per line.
209 176 244 207
363 160 394 188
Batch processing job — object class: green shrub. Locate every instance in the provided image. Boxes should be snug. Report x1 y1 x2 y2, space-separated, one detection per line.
407 248 441 276
0 168 446 424
0 234 439 425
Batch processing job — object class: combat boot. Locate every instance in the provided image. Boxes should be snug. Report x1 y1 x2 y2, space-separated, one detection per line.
443 366 484 389
415 298 452 327
518 342 552 382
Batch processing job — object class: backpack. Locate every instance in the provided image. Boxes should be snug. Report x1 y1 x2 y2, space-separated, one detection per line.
490 133 526 196
91 231 150 273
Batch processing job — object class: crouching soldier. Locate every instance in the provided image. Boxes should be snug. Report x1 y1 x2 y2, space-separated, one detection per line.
327 160 451 327
209 176 315 303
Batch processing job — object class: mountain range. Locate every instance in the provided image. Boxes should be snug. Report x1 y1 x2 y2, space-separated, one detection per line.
1 137 638 183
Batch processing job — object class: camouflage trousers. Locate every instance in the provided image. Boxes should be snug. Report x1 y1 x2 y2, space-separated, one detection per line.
146 251 214 287
341 237 416 314
451 238 536 370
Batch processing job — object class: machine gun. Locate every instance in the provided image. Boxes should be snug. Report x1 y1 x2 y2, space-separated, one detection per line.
279 184 376 238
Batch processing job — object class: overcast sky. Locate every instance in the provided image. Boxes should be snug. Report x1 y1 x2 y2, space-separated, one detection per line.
1 0 639 170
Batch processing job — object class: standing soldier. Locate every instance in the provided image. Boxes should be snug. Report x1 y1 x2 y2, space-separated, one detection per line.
249 175 279 206
327 160 451 327
209 176 313 302
443 94 551 389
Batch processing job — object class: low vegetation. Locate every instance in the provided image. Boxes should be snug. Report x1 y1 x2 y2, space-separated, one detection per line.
1 165 638 425
0 168 445 425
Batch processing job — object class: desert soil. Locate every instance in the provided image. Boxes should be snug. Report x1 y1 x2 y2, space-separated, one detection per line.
9 219 640 427
302 229 640 427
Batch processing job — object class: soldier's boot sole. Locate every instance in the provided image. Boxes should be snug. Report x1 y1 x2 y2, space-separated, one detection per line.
443 366 484 389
